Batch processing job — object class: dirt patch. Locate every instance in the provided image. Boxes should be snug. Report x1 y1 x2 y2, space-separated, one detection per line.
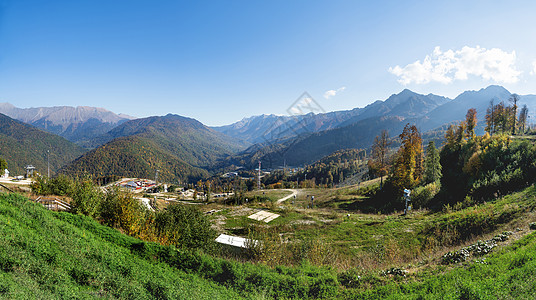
211 215 226 232
228 207 256 217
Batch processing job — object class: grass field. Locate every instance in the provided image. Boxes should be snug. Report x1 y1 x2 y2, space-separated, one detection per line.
208 182 536 272
0 192 246 299
4 183 536 298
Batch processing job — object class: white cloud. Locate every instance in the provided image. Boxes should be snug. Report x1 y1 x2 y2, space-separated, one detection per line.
531 60 536 75
389 46 521 85
323 86 346 99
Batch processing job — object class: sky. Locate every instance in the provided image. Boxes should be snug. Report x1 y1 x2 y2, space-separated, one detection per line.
1 0 536 126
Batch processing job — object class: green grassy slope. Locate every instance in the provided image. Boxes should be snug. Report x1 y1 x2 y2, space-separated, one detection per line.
350 231 536 299
3 185 536 299
0 192 243 299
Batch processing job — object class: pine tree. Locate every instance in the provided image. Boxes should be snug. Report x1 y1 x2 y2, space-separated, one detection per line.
424 141 441 184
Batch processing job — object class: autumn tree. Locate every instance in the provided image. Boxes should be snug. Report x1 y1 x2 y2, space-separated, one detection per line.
485 100 495 135
509 94 519 135
389 124 423 194
423 141 442 184
486 101 512 134
371 130 391 188
519 104 529 134
465 108 477 140
445 124 456 149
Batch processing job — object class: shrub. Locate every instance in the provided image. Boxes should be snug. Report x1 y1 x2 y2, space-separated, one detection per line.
100 187 145 235
70 178 104 218
412 181 441 208
154 204 216 251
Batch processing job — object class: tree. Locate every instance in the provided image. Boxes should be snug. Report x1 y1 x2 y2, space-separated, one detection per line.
0 157 7 173
465 108 477 140
155 204 216 250
423 141 442 184
389 124 423 194
100 187 145 235
509 94 520 135
519 104 529 134
445 124 456 149
455 121 466 145
70 178 104 218
485 100 495 135
372 130 391 188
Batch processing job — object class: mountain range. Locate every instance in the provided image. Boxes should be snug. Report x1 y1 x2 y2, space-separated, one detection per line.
2 85 534 180
60 114 246 183
229 85 536 168
0 113 86 176
0 103 135 147
212 88 450 145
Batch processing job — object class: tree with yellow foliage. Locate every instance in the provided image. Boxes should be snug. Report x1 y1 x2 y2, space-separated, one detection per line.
389 124 423 194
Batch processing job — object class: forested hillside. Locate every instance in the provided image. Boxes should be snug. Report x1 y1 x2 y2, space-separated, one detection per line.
60 136 208 183
0 113 86 176
88 114 245 166
236 116 406 168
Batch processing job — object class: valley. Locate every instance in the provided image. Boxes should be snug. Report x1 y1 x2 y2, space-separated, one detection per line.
2 86 536 299
4 2 536 298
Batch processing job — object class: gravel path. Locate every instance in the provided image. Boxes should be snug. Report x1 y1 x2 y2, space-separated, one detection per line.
276 189 298 204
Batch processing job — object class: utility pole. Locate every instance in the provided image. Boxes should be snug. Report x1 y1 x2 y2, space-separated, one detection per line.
47 150 50 178
155 169 159 185
257 161 261 190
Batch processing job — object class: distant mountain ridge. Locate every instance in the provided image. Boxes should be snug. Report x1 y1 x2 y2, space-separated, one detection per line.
6 85 536 180
233 85 536 168
61 114 246 182
213 89 450 144
0 103 135 147
0 113 86 175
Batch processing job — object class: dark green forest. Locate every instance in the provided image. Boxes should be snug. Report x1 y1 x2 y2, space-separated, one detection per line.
0 113 86 176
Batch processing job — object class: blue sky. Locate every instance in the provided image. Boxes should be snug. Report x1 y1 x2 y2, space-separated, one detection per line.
1 0 536 125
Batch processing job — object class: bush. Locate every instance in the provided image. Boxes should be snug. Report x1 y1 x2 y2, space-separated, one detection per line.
70 178 104 218
154 204 216 251
412 181 441 208
100 187 146 235
31 174 74 196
